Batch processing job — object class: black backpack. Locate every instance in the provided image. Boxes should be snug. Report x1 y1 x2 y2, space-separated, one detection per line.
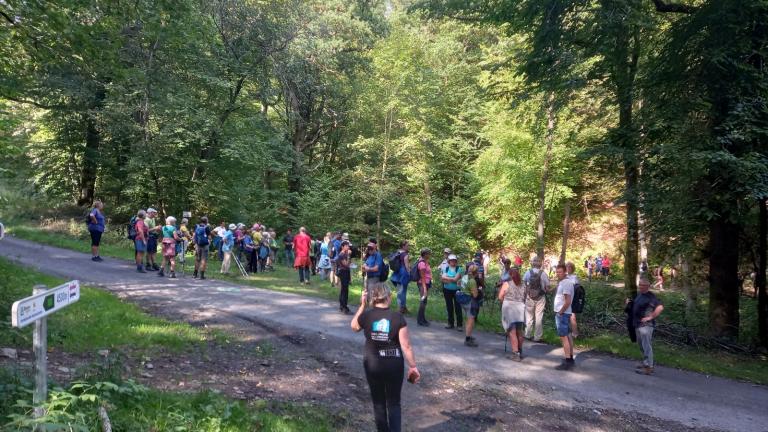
409 259 423 283
84 209 92 225
572 282 586 313
377 254 390 282
126 216 138 240
387 251 403 274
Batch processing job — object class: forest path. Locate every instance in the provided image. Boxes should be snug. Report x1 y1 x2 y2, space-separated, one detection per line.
1 237 766 432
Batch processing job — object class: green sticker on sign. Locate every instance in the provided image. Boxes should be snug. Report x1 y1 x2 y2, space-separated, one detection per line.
43 294 55 311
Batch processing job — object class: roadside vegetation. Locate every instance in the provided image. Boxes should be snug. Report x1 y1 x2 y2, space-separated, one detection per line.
0 257 339 431
6 221 768 385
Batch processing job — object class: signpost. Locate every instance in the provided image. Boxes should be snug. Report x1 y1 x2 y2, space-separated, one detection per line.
11 281 80 421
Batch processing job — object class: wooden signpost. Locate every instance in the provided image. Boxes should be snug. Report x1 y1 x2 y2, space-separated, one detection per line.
11 280 81 420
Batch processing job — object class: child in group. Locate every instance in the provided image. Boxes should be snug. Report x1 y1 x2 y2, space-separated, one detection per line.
159 216 180 278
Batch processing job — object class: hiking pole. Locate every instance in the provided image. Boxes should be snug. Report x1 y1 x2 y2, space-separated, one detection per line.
179 241 186 278
233 253 248 278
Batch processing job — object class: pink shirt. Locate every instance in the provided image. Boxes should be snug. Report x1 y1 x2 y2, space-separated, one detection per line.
418 260 432 285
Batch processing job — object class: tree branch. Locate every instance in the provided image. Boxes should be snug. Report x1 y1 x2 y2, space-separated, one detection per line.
652 0 696 14
0 93 67 110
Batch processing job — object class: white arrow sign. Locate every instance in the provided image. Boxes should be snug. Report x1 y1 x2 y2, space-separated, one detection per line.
11 280 80 328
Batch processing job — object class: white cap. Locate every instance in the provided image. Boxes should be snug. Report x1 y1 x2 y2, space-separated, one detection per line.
447 254 458 261
228 223 236 230
147 207 157 213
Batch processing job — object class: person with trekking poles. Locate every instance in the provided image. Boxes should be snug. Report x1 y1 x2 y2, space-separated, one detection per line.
86 200 106 262
158 216 180 278
441 254 464 331
351 284 420 432
499 266 526 361
192 216 212 280
523 256 550 342
133 209 149 273
463 264 483 347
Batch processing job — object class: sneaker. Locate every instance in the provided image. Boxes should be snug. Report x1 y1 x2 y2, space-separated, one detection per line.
445 325 455 330
169 272 176 279
508 352 521 362
137 267 146 273
555 360 570 371
635 366 654 375
92 256 103 262
152 264 160 271
464 338 478 348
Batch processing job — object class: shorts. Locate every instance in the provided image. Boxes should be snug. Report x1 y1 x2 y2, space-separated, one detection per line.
466 295 482 318
161 239 176 258
89 230 102 247
134 239 147 253
195 245 209 261
147 235 158 254
602 267 610 276
555 313 572 337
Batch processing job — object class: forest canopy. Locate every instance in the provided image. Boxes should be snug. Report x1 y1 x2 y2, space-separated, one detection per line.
0 0 767 345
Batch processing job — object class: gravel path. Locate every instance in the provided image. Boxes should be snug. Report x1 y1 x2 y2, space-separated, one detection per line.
1 237 766 432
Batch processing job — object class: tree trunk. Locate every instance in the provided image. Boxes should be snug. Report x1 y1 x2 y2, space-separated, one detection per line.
559 199 571 265
536 92 556 261
757 197 767 348
708 215 740 339
76 85 106 206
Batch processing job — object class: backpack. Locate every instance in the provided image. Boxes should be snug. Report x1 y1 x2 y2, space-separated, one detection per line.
387 251 403 274
526 269 545 300
84 209 92 225
409 259 423 283
571 282 586 313
194 225 209 246
126 216 138 240
378 260 390 282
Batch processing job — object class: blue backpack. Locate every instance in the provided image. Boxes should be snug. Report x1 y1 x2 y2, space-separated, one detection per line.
194 225 209 246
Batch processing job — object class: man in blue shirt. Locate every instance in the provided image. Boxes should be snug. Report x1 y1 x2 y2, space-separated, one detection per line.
87 200 106 262
362 242 383 305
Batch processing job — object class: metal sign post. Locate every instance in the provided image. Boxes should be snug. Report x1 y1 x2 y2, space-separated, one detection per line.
11 280 80 421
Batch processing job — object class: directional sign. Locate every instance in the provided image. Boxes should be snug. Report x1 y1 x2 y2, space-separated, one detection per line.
11 281 80 328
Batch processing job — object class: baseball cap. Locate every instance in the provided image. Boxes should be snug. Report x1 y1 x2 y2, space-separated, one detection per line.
228 223 236 230
447 254 458 261
443 248 452 254
147 207 157 213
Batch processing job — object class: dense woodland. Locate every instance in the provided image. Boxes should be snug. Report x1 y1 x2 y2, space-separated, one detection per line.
0 0 766 347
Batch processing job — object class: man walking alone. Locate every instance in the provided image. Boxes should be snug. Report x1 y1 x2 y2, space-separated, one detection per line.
630 278 664 375
554 264 575 370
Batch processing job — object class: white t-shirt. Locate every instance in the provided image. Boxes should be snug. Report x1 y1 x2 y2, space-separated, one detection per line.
554 278 574 314
213 226 225 238
438 259 449 276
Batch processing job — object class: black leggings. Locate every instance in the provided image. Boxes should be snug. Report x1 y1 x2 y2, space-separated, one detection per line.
338 269 350 309
364 359 404 432
443 289 463 327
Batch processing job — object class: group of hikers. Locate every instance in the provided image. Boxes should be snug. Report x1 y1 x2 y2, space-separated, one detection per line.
86 202 665 432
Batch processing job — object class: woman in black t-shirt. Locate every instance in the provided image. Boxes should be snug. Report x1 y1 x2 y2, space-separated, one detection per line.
351 284 420 432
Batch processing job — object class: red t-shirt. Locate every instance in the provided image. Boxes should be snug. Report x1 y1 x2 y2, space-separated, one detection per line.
293 233 312 258
135 219 148 241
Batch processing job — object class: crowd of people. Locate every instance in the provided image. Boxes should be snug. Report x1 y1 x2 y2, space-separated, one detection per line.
85 203 665 432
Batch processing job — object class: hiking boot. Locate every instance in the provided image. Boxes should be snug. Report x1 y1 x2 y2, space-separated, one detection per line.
157 270 165 277
152 264 160 271
137 266 146 273
508 352 521 362
555 360 571 371
635 366 654 375
445 325 455 330
200 272 206 280
566 358 575 369
193 272 198 279
464 337 478 348
169 272 176 279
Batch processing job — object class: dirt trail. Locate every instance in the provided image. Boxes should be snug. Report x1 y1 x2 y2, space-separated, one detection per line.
1 237 766 432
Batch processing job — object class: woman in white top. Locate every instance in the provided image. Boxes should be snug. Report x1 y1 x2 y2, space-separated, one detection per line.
499 267 526 361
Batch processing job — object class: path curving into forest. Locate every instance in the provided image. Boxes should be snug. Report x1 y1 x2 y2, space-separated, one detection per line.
1 237 766 432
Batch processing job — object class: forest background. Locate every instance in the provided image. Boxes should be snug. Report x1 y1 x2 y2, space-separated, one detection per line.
0 0 767 348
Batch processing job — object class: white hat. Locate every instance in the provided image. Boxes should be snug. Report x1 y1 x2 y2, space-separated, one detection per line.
447 254 458 261
228 223 236 230
342 232 349 240
147 207 157 213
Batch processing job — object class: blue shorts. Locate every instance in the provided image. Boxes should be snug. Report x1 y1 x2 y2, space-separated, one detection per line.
134 239 147 253
555 313 572 337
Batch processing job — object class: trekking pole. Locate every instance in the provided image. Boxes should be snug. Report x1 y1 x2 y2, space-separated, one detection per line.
180 241 186 277
233 253 248 278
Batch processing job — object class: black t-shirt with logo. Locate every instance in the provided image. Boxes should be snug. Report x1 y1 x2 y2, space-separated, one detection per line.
357 308 407 367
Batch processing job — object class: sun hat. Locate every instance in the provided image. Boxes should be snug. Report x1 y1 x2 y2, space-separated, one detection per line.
228 223 236 230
